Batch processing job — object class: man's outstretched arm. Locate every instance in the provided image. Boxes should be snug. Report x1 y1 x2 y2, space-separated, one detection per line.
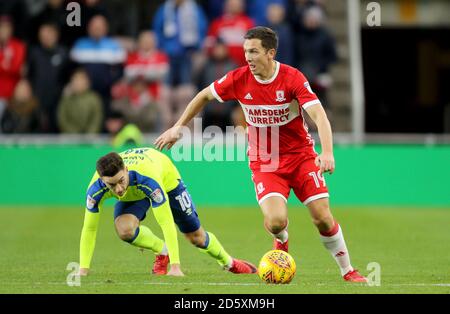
154 86 215 150
152 200 183 276
79 209 100 275
305 104 335 174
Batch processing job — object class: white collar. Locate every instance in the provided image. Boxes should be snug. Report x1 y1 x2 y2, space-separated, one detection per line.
253 61 280 84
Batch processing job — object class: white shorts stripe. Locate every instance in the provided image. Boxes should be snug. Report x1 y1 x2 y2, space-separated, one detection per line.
303 193 329 205
258 192 288 205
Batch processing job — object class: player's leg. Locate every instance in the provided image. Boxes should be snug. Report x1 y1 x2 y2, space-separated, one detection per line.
305 197 351 274
292 158 366 282
168 180 257 274
306 198 366 282
183 227 257 274
259 196 289 252
252 171 291 252
114 199 167 261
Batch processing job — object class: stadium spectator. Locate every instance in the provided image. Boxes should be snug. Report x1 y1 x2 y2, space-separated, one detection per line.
246 0 287 26
65 0 110 47
29 0 68 45
204 0 254 67
294 5 337 110
28 0 109 47
57 69 103 134
0 0 29 39
152 0 207 82
0 15 26 123
288 0 323 33
27 23 70 133
196 38 239 131
111 77 160 132
124 31 171 130
83 0 109 24
266 3 293 66
70 14 126 118
1 79 40 133
152 0 207 122
105 111 144 149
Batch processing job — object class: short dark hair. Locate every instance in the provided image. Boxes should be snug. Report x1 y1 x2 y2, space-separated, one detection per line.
40 22 59 32
244 27 278 51
96 152 124 177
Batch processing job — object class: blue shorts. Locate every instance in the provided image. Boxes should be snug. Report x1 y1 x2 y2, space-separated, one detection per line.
114 180 201 234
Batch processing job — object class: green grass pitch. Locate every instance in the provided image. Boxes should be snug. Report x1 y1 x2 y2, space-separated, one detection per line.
1 206 449 294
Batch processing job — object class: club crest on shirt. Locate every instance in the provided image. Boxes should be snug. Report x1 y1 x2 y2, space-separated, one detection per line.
150 188 164 204
304 82 314 94
276 90 286 102
86 195 96 210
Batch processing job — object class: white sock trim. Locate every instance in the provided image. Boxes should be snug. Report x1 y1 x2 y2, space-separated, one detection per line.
320 225 342 242
341 265 354 276
159 243 168 256
274 229 289 243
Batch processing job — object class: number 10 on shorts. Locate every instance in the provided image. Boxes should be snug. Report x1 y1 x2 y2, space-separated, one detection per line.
175 191 193 215
309 171 326 188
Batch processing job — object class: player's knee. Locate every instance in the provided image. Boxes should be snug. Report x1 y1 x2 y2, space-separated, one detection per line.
264 217 288 234
312 213 334 231
117 226 137 242
185 230 206 248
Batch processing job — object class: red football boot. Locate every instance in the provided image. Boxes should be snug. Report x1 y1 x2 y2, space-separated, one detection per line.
152 254 170 275
273 239 289 252
343 269 368 283
228 259 258 274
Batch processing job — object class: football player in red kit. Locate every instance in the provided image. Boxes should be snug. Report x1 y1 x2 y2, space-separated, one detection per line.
155 27 366 283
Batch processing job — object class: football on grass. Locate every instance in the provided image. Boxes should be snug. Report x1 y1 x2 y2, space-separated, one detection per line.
258 250 296 284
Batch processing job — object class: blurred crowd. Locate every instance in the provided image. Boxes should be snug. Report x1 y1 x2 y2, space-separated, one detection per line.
0 0 337 137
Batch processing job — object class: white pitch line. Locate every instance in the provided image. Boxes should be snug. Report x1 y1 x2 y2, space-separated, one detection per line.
392 283 450 287
6 282 450 287
9 281 284 287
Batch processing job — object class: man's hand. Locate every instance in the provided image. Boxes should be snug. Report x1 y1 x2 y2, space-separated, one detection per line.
78 268 89 276
167 263 184 277
315 152 335 174
154 126 183 150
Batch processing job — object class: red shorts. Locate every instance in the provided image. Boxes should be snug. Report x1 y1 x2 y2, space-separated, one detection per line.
250 151 329 205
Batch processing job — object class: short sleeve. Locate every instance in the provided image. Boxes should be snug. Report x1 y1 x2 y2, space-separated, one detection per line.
135 174 167 208
86 176 110 213
291 70 321 109
209 70 237 103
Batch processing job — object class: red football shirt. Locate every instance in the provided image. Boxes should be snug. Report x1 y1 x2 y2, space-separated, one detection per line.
210 62 321 160
205 14 254 67
125 51 169 100
0 38 26 99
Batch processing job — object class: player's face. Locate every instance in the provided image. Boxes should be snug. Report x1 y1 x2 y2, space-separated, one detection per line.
244 39 275 78
101 168 129 197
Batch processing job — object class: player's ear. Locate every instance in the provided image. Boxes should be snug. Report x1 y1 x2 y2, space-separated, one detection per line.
268 48 276 59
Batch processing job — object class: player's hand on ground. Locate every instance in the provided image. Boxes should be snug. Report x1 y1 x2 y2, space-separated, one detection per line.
315 152 335 174
78 268 89 276
154 126 182 150
167 264 185 277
